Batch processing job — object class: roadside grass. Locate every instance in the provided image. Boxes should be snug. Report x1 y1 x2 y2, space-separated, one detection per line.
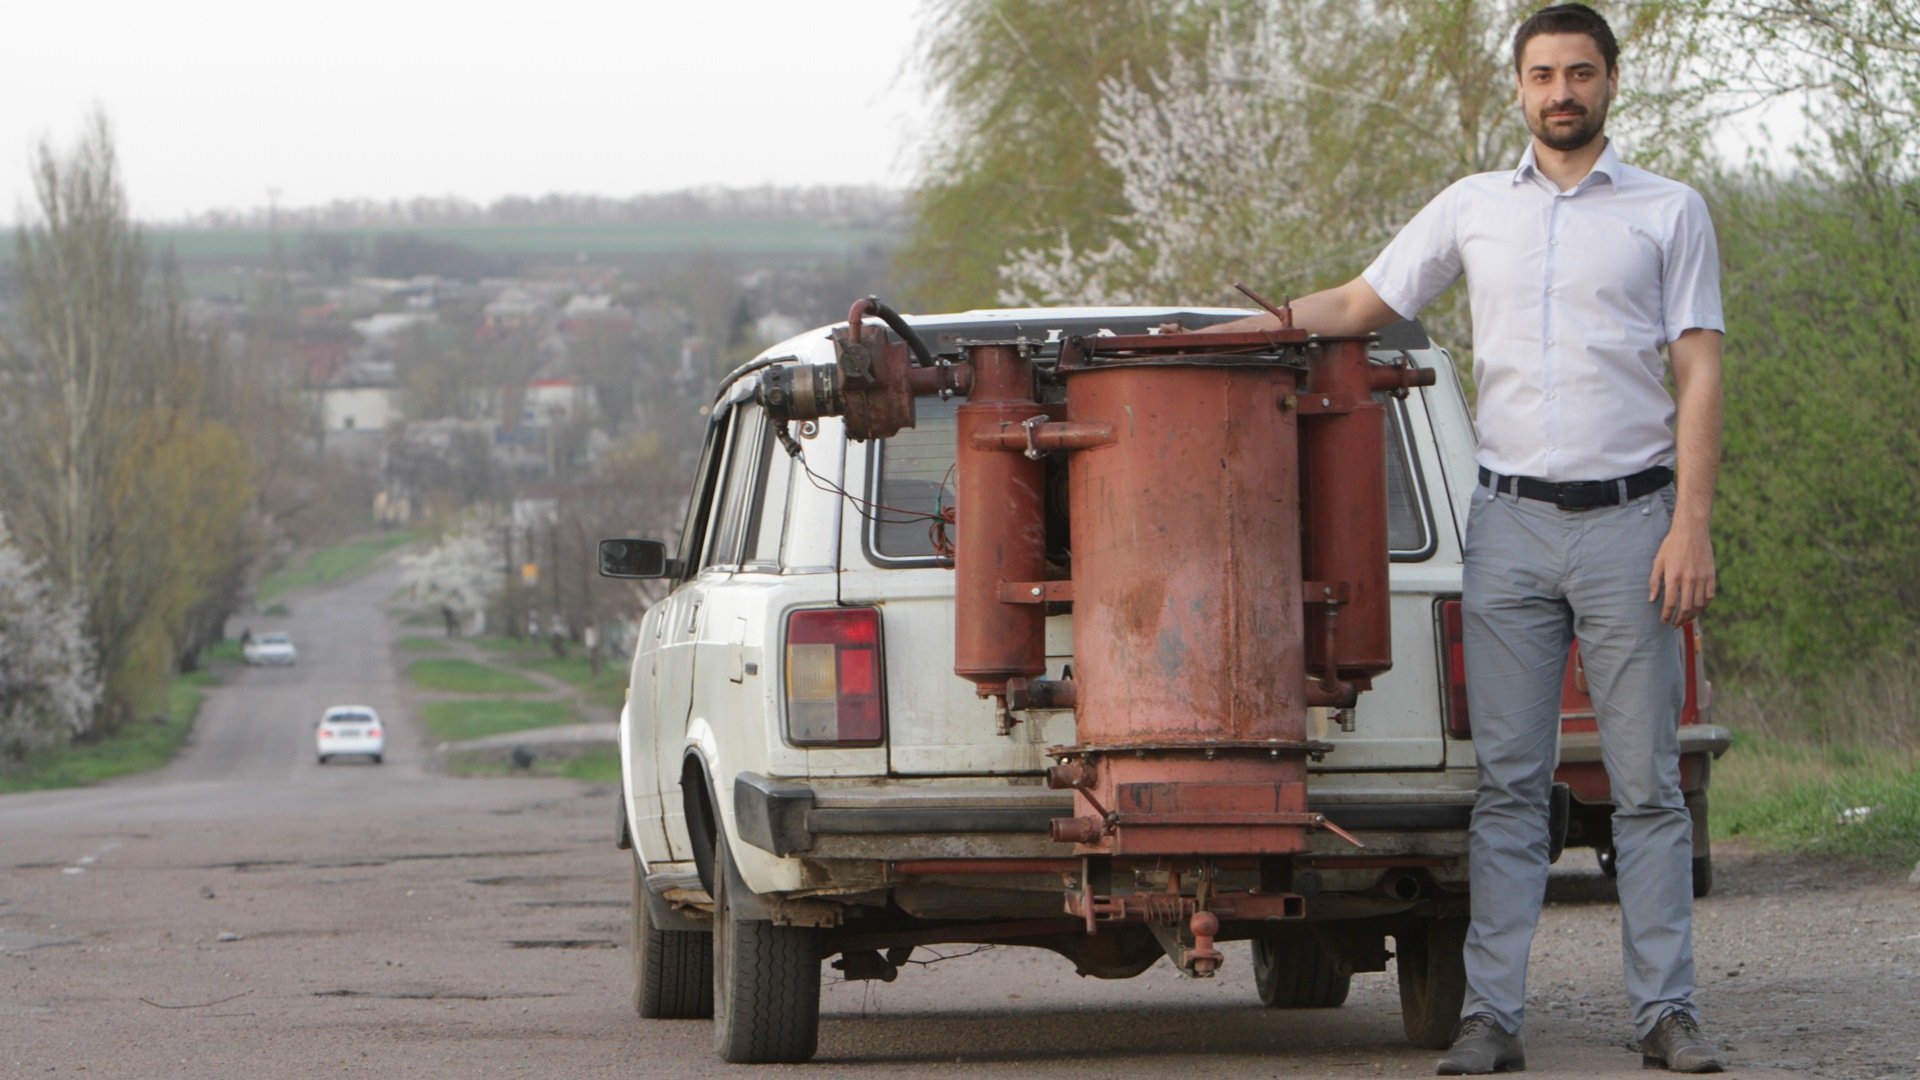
397 636 447 652
201 639 246 665
407 658 543 694
1712 734 1920 859
469 635 533 653
419 699 578 742
257 529 416 604
448 746 621 782
514 655 629 709
449 635 627 707
0 681 204 794
1709 659 1920 861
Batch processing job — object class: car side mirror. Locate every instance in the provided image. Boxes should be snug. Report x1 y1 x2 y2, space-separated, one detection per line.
599 538 676 579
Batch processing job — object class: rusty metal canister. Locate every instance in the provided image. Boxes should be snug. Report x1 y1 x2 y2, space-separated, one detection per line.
1298 339 1393 683
951 344 1048 697
1056 359 1313 855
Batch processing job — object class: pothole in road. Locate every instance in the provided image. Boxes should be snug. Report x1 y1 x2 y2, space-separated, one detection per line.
506 939 617 949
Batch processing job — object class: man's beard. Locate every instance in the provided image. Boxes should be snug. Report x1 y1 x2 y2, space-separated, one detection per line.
1530 97 1608 152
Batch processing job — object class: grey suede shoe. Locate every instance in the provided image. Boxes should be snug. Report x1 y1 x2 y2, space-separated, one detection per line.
1436 1013 1527 1075
1640 1009 1727 1072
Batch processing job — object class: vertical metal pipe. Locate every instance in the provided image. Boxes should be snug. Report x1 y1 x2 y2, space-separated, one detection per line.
1300 338 1393 683
951 344 1047 698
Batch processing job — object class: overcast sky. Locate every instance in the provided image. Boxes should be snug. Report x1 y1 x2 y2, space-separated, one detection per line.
2 1 933 225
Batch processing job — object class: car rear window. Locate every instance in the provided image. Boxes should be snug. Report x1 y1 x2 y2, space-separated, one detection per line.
326 714 373 726
867 391 1433 562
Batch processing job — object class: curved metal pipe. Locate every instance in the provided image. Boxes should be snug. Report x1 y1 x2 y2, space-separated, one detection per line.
850 295 939 368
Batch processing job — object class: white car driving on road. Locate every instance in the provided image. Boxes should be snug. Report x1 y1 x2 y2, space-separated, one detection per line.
244 632 298 666
316 706 384 765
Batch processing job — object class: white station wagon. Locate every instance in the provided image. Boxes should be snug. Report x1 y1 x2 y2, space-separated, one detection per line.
602 304 1720 1065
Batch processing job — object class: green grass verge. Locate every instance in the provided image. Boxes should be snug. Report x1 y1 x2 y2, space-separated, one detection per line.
448 746 621 782
397 636 447 652
1712 733 1920 859
257 529 417 603
469 635 535 653
0 682 203 794
202 639 246 665
418 699 578 742
407 658 543 694
513 655 629 709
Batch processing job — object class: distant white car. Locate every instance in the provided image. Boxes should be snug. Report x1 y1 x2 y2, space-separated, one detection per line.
316 706 384 765
244 632 297 666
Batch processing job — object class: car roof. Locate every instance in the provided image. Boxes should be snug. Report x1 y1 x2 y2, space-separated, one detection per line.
748 306 1434 378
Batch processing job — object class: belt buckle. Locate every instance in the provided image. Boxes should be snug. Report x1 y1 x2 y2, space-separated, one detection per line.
1554 480 1609 510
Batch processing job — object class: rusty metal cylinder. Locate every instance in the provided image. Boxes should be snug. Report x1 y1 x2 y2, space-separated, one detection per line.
1299 338 1394 683
952 343 1047 697
1064 361 1308 743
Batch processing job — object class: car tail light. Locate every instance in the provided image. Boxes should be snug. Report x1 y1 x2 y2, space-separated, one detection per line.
367 729 380 737
320 730 333 738
1438 598 1470 738
784 607 884 746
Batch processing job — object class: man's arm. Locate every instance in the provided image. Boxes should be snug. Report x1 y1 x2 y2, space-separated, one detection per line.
1651 327 1723 626
1203 276 1403 337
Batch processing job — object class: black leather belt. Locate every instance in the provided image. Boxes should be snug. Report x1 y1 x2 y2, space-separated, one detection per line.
1479 465 1672 510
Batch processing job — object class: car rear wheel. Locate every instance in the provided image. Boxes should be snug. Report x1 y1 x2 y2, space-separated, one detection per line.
372 754 383 765
1252 935 1351 1008
711 833 820 1064
1395 915 1468 1050
632 859 713 1019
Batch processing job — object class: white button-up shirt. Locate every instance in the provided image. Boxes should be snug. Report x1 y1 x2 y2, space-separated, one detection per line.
1363 140 1724 482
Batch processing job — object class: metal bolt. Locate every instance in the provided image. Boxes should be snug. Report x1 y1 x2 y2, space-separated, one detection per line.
1031 587 1043 597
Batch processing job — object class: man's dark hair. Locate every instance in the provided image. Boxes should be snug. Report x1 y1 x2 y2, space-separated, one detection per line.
1513 3 1620 74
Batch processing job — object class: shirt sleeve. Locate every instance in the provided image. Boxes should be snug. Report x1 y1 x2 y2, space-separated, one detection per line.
1662 187 1725 342
1362 183 1465 320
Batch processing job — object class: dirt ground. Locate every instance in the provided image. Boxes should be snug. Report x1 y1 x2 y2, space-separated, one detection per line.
3 560 1917 1078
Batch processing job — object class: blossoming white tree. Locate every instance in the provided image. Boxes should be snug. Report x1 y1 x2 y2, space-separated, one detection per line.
402 523 501 637
996 1 1521 323
0 517 101 764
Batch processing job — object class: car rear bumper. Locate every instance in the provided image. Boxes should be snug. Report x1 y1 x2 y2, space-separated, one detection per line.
1557 724 1733 765
731 771 1476 859
320 738 383 756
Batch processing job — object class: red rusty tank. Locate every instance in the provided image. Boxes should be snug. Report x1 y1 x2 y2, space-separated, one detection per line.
1052 354 1317 856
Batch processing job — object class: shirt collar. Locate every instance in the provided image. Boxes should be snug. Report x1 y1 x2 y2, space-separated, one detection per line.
1512 138 1623 193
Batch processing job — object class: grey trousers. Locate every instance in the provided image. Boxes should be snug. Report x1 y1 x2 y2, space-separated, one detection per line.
1459 480 1698 1039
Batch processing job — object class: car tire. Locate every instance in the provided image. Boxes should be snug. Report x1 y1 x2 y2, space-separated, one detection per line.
711 832 820 1064
631 860 713 1019
1252 935 1350 1008
1395 915 1469 1050
372 754 383 765
317 755 328 766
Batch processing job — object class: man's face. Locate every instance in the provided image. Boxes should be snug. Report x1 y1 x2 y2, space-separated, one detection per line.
1516 32 1616 153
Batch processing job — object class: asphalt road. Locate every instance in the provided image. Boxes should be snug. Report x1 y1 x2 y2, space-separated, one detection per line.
3 557 1915 1078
